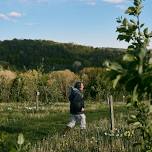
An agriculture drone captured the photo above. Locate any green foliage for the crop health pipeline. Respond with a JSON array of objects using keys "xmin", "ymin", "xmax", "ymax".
[
  {"xmin": 48, "ymin": 69, "xmax": 78, "ymax": 101},
  {"xmin": 0, "ymin": 70, "xmax": 16, "ymax": 102},
  {"xmin": 40, "ymin": 73, "xmax": 64, "ymax": 103},
  {"xmin": 0, "ymin": 39, "xmax": 123, "ymax": 72},
  {"xmin": 80, "ymin": 67, "xmax": 127, "ymax": 101},
  {"xmin": 80, "ymin": 67, "xmax": 103, "ymax": 100},
  {"xmin": 0, "ymin": 69, "xmax": 79, "ymax": 103},
  {"xmin": 16, "ymin": 133, "xmax": 29, "ymax": 152},
  {"xmin": 0, "ymin": 132, "xmax": 16, "ymax": 152},
  {"xmin": 106, "ymin": 0, "xmax": 152, "ymax": 151},
  {"xmin": 0, "ymin": 132, "xmax": 29, "ymax": 152},
  {"xmin": 10, "ymin": 70, "xmax": 40, "ymax": 102},
  {"xmin": 0, "ymin": 102, "xmax": 141, "ymax": 152}
]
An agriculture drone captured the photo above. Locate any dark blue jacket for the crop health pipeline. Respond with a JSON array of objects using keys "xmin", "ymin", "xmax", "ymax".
[{"xmin": 68, "ymin": 87, "xmax": 84, "ymax": 114}]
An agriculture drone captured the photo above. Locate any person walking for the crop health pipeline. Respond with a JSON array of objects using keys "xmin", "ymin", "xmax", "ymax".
[{"xmin": 63, "ymin": 81, "xmax": 86, "ymax": 135}]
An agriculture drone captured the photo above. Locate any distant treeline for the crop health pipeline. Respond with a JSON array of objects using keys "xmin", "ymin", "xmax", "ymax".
[{"xmin": 0, "ymin": 39, "xmax": 124, "ymax": 72}]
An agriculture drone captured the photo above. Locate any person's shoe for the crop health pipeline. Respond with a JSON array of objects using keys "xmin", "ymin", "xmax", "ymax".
[{"xmin": 62, "ymin": 126, "xmax": 71, "ymax": 137}]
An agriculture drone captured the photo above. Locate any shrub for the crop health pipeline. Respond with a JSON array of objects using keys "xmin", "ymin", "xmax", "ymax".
[
  {"xmin": 0, "ymin": 70, "xmax": 16, "ymax": 102},
  {"xmin": 41, "ymin": 74, "xmax": 64, "ymax": 103},
  {"xmin": 48, "ymin": 69, "xmax": 78, "ymax": 101},
  {"xmin": 11, "ymin": 70, "xmax": 40, "ymax": 103},
  {"xmin": 80, "ymin": 67, "xmax": 127, "ymax": 101}
]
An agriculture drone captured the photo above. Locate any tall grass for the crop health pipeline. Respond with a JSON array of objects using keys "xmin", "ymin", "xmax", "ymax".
[
  {"xmin": 0, "ymin": 102, "xmax": 142, "ymax": 152},
  {"xmin": 30, "ymin": 120, "xmax": 141, "ymax": 152}
]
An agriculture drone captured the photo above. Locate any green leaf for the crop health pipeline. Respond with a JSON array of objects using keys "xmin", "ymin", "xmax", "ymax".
[
  {"xmin": 113, "ymin": 75, "xmax": 121, "ymax": 88},
  {"xmin": 17, "ymin": 133, "xmax": 24, "ymax": 145},
  {"xmin": 150, "ymin": 105, "xmax": 152, "ymax": 113},
  {"xmin": 123, "ymin": 18, "xmax": 128, "ymax": 26},
  {"xmin": 117, "ymin": 34, "xmax": 132, "ymax": 42},
  {"xmin": 116, "ymin": 27, "xmax": 127, "ymax": 33},
  {"xmin": 138, "ymin": 64, "xmax": 143, "ymax": 74},
  {"xmin": 138, "ymin": 48, "xmax": 146, "ymax": 60},
  {"xmin": 109, "ymin": 62, "xmax": 123, "ymax": 73},
  {"xmin": 127, "ymin": 102, "xmax": 132, "ymax": 108},
  {"xmin": 125, "ymin": 7, "xmax": 135, "ymax": 15},
  {"xmin": 128, "ymin": 45, "xmax": 135, "ymax": 51},
  {"xmin": 130, "ymin": 19, "xmax": 136, "ymax": 24},
  {"xmin": 104, "ymin": 60, "xmax": 110, "ymax": 67},
  {"xmin": 117, "ymin": 34, "xmax": 125, "ymax": 41},
  {"xmin": 140, "ymin": 23, "xmax": 144, "ymax": 28},
  {"xmin": 144, "ymin": 38, "xmax": 150, "ymax": 46},
  {"xmin": 136, "ymin": 5, "xmax": 142, "ymax": 15},
  {"xmin": 133, "ymin": 121, "xmax": 141, "ymax": 127},
  {"xmin": 123, "ymin": 53, "xmax": 136, "ymax": 62},
  {"xmin": 133, "ymin": 85, "xmax": 138, "ymax": 102},
  {"xmin": 116, "ymin": 17, "xmax": 122, "ymax": 23},
  {"xmin": 130, "ymin": 115, "xmax": 137, "ymax": 119},
  {"xmin": 134, "ymin": 0, "xmax": 140, "ymax": 6},
  {"xmin": 144, "ymin": 28, "xmax": 148, "ymax": 36}
]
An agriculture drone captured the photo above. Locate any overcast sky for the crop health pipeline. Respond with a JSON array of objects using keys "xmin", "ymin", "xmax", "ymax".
[{"xmin": 0, "ymin": 0, "xmax": 152, "ymax": 48}]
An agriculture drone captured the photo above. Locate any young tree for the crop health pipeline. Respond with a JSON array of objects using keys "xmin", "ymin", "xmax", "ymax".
[{"xmin": 106, "ymin": 0, "xmax": 152, "ymax": 151}]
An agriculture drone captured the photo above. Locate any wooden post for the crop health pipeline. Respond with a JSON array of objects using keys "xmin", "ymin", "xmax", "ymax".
[
  {"xmin": 107, "ymin": 95, "xmax": 115, "ymax": 152},
  {"xmin": 109, "ymin": 95, "xmax": 115, "ymax": 131},
  {"xmin": 36, "ymin": 91, "xmax": 40, "ymax": 111},
  {"xmin": 107, "ymin": 95, "xmax": 110, "ymax": 105}
]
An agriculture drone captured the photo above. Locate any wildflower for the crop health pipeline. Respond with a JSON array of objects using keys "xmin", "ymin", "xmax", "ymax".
[
  {"xmin": 124, "ymin": 131, "xmax": 131, "ymax": 137},
  {"xmin": 109, "ymin": 133, "xmax": 114, "ymax": 137},
  {"xmin": 7, "ymin": 107, "xmax": 12, "ymax": 111}
]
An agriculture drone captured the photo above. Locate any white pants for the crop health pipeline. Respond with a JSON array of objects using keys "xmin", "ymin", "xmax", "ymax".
[{"xmin": 67, "ymin": 114, "xmax": 86, "ymax": 129}]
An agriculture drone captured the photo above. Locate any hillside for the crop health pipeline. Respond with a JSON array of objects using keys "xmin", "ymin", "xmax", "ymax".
[{"xmin": 0, "ymin": 39, "xmax": 124, "ymax": 72}]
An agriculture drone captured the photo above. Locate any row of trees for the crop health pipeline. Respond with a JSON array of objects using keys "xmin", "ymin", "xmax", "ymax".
[
  {"xmin": 0, "ymin": 39, "xmax": 123, "ymax": 72},
  {"xmin": 0, "ymin": 68, "xmax": 126, "ymax": 104}
]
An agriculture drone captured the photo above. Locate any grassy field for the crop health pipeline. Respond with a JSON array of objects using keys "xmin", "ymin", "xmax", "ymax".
[{"xmin": 0, "ymin": 102, "xmax": 141, "ymax": 152}]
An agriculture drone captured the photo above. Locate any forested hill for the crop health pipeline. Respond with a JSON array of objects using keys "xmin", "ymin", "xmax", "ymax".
[{"xmin": 0, "ymin": 39, "xmax": 124, "ymax": 72}]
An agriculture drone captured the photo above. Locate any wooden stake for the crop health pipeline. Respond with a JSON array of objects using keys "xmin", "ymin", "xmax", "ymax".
[
  {"xmin": 36, "ymin": 91, "xmax": 40, "ymax": 111},
  {"xmin": 109, "ymin": 95, "xmax": 115, "ymax": 131}
]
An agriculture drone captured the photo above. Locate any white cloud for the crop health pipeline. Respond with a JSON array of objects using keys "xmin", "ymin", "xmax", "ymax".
[
  {"xmin": 102, "ymin": 0, "xmax": 129, "ymax": 10},
  {"xmin": 102, "ymin": 0, "xmax": 125, "ymax": 4},
  {"xmin": 8, "ymin": 12, "xmax": 22, "ymax": 18},
  {"xmin": 116, "ymin": 4, "xmax": 127, "ymax": 10},
  {"xmin": 0, "ymin": 11, "xmax": 22, "ymax": 21},
  {"xmin": 87, "ymin": 2, "xmax": 96, "ymax": 6},
  {"xmin": 0, "ymin": 13, "xmax": 10, "ymax": 21},
  {"xmin": 79, "ymin": 0, "xmax": 96, "ymax": 6}
]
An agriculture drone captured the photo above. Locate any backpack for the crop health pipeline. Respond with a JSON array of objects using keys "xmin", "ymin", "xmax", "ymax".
[{"xmin": 68, "ymin": 87, "xmax": 75, "ymax": 102}]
